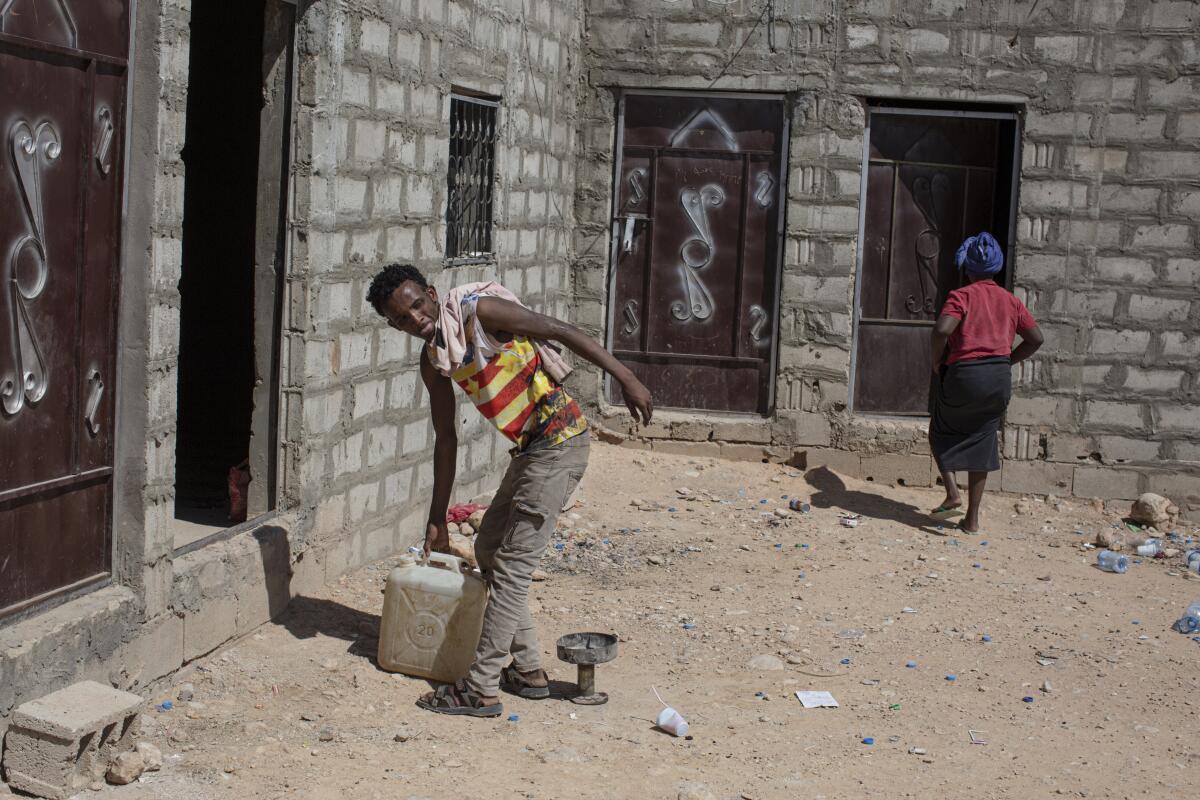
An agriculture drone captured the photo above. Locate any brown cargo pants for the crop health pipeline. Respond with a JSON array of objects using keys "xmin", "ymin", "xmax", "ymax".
[{"xmin": 465, "ymin": 433, "xmax": 589, "ymax": 697}]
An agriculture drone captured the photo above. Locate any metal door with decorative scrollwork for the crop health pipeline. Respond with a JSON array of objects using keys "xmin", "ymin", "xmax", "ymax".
[
  {"xmin": 853, "ymin": 109, "xmax": 1017, "ymax": 415},
  {"xmin": 0, "ymin": 0, "xmax": 129, "ymax": 619},
  {"xmin": 607, "ymin": 92, "xmax": 786, "ymax": 415}
]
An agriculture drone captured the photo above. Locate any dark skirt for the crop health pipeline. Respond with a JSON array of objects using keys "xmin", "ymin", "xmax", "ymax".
[{"xmin": 929, "ymin": 356, "xmax": 1012, "ymax": 473}]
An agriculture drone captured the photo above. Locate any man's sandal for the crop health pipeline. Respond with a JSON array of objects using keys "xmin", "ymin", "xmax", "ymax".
[
  {"xmin": 930, "ymin": 505, "xmax": 965, "ymax": 521},
  {"xmin": 416, "ymin": 681, "xmax": 503, "ymax": 717},
  {"xmin": 501, "ymin": 666, "xmax": 550, "ymax": 699}
]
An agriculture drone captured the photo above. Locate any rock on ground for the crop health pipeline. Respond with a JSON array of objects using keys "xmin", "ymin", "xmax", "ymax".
[
  {"xmin": 106, "ymin": 751, "xmax": 145, "ymax": 785},
  {"xmin": 1131, "ymin": 493, "xmax": 1178, "ymax": 527}
]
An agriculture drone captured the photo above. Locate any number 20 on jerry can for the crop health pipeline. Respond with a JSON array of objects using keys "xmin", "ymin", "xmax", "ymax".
[{"xmin": 377, "ymin": 552, "xmax": 487, "ymax": 683}]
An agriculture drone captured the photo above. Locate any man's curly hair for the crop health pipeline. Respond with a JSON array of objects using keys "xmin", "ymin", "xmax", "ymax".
[{"xmin": 366, "ymin": 263, "xmax": 428, "ymax": 315}]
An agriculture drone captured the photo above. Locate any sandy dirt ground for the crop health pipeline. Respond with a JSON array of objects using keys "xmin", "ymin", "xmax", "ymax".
[{"xmin": 68, "ymin": 443, "xmax": 1200, "ymax": 800}]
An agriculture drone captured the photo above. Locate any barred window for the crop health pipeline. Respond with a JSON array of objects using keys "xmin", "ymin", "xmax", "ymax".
[{"xmin": 445, "ymin": 93, "xmax": 499, "ymax": 262}]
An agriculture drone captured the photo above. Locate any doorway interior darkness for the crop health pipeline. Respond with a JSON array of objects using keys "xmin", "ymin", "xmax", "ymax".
[
  {"xmin": 174, "ymin": 0, "xmax": 291, "ymax": 546},
  {"xmin": 850, "ymin": 103, "xmax": 1020, "ymax": 416}
]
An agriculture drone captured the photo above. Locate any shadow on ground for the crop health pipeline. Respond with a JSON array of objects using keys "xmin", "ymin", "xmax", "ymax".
[{"xmin": 805, "ymin": 466, "xmax": 943, "ymax": 533}]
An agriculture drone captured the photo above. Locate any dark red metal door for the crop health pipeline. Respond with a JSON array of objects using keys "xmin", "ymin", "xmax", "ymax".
[
  {"xmin": 854, "ymin": 111, "xmax": 1012, "ymax": 415},
  {"xmin": 0, "ymin": 0, "xmax": 129, "ymax": 618},
  {"xmin": 608, "ymin": 93, "xmax": 785, "ymax": 414}
]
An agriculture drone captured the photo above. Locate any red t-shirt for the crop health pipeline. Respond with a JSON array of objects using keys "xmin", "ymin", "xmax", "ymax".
[{"xmin": 939, "ymin": 280, "xmax": 1036, "ymax": 365}]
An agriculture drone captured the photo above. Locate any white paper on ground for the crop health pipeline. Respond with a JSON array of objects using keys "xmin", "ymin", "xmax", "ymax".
[{"xmin": 795, "ymin": 691, "xmax": 839, "ymax": 708}]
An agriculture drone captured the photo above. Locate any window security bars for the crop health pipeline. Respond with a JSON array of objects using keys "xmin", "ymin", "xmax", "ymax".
[{"xmin": 445, "ymin": 93, "xmax": 498, "ymax": 261}]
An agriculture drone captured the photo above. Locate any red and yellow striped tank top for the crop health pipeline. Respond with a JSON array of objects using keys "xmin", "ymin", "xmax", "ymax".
[{"xmin": 448, "ymin": 295, "xmax": 587, "ymax": 452}]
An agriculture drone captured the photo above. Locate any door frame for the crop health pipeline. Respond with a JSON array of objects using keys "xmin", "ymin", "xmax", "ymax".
[
  {"xmin": 604, "ymin": 88, "xmax": 790, "ymax": 416},
  {"xmin": 847, "ymin": 103, "xmax": 1023, "ymax": 417}
]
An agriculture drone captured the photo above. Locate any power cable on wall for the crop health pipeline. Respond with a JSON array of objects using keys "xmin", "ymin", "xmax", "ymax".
[{"xmin": 706, "ymin": 0, "xmax": 774, "ymax": 89}]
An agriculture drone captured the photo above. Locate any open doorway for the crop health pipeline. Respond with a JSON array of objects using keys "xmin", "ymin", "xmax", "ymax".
[
  {"xmin": 174, "ymin": 0, "xmax": 293, "ymax": 548},
  {"xmin": 850, "ymin": 103, "xmax": 1021, "ymax": 416}
]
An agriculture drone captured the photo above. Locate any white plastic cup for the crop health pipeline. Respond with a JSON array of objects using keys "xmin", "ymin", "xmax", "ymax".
[{"xmin": 656, "ymin": 706, "xmax": 689, "ymax": 737}]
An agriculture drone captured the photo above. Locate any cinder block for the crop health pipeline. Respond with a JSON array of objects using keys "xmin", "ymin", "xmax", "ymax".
[
  {"xmin": 1001, "ymin": 460, "xmax": 1073, "ymax": 496},
  {"xmin": 860, "ymin": 454, "xmax": 933, "ymax": 488},
  {"xmin": 4, "ymin": 681, "xmax": 143, "ymax": 799},
  {"xmin": 1073, "ymin": 466, "xmax": 1141, "ymax": 501},
  {"xmin": 718, "ymin": 443, "xmax": 776, "ymax": 462},
  {"xmin": 711, "ymin": 420, "xmax": 772, "ymax": 444},
  {"xmin": 651, "ymin": 440, "xmax": 721, "ymax": 458},
  {"xmin": 669, "ymin": 420, "xmax": 713, "ymax": 441},
  {"xmin": 794, "ymin": 447, "xmax": 862, "ymax": 478},
  {"xmin": 1144, "ymin": 470, "xmax": 1200, "ymax": 521}
]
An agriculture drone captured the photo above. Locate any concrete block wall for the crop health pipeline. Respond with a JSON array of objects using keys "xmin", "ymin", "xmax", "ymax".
[
  {"xmin": 286, "ymin": 0, "xmax": 583, "ymax": 564},
  {"xmin": 575, "ymin": 0, "xmax": 1200, "ymax": 517},
  {"xmin": 2, "ymin": 0, "xmax": 583, "ymax": 735}
]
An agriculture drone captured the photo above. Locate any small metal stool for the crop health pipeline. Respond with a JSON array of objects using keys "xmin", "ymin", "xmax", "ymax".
[{"xmin": 556, "ymin": 632, "xmax": 618, "ymax": 705}]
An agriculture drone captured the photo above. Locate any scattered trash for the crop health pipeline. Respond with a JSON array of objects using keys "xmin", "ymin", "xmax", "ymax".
[
  {"xmin": 1173, "ymin": 601, "xmax": 1200, "ymax": 634},
  {"xmin": 905, "ymin": 661, "xmax": 917, "ymax": 669},
  {"xmin": 1135, "ymin": 539, "xmax": 1162, "ymax": 557},
  {"xmin": 839, "ymin": 658, "xmax": 851, "ymax": 665},
  {"xmin": 945, "ymin": 674, "xmax": 957, "ymax": 682},
  {"xmin": 682, "ymin": 623, "xmax": 696, "ymax": 630},
  {"xmin": 508, "ymin": 714, "xmax": 520, "ymax": 722},
  {"xmin": 981, "ymin": 635, "xmax": 992, "ymax": 642},
  {"xmin": 653, "ymin": 687, "xmax": 689, "ymax": 736},
  {"xmin": 1096, "ymin": 549, "xmax": 1129, "ymax": 573},
  {"xmin": 795, "ymin": 691, "xmax": 839, "ymax": 708},
  {"xmin": 1041, "ymin": 680, "xmax": 1054, "ymax": 693},
  {"xmin": 156, "ymin": 701, "xmax": 174, "ymax": 712},
  {"xmin": 840, "ymin": 514, "xmax": 861, "ymax": 528},
  {"xmin": 788, "ymin": 499, "xmax": 811, "ymax": 513},
  {"xmin": 862, "ymin": 737, "xmax": 875, "ymax": 745},
  {"xmin": 888, "ymin": 703, "xmax": 900, "ymax": 711},
  {"xmin": 1022, "ymin": 696, "xmax": 1034, "ymax": 703},
  {"xmin": 901, "ymin": 607, "xmax": 917, "ymax": 614},
  {"xmin": 836, "ymin": 629, "xmax": 865, "ymax": 640},
  {"xmin": 968, "ymin": 729, "xmax": 987, "ymax": 745},
  {"xmin": 909, "ymin": 747, "xmax": 928, "ymax": 755}
]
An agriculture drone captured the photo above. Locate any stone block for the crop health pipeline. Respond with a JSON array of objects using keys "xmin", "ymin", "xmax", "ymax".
[
  {"xmin": 651, "ymin": 440, "xmax": 721, "ymax": 458},
  {"xmin": 4, "ymin": 681, "xmax": 143, "ymax": 799},
  {"xmin": 1085, "ymin": 400, "xmax": 1146, "ymax": 431},
  {"xmin": 1073, "ymin": 466, "xmax": 1141, "ymax": 501},
  {"xmin": 794, "ymin": 447, "xmax": 862, "ymax": 478},
  {"xmin": 711, "ymin": 420, "xmax": 772, "ymax": 444},
  {"xmin": 669, "ymin": 420, "xmax": 714, "ymax": 441},
  {"xmin": 786, "ymin": 412, "xmax": 833, "ymax": 447},
  {"xmin": 860, "ymin": 453, "xmax": 933, "ymax": 488},
  {"xmin": 719, "ymin": 443, "xmax": 780, "ymax": 463},
  {"xmin": 1128, "ymin": 294, "xmax": 1191, "ymax": 323},
  {"xmin": 182, "ymin": 596, "xmax": 238, "ymax": 661},
  {"xmin": 1001, "ymin": 460, "xmax": 1073, "ymax": 495},
  {"xmin": 1144, "ymin": 471, "xmax": 1200, "ymax": 520}
]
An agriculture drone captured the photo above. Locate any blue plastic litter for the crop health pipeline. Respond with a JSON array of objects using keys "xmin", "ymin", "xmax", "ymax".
[
  {"xmin": 668, "ymin": 507, "xmax": 678, "ymax": 513},
  {"xmin": 862, "ymin": 737, "xmax": 875, "ymax": 745},
  {"xmin": 905, "ymin": 661, "xmax": 917, "ymax": 668},
  {"xmin": 157, "ymin": 701, "xmax": 173, "ymax": 712},
  {"xmin": 775, "ymin": 543, "xmax": 783, "ymax": 549},
  {"xmin": 945, "ymin": 674, "xmax": 957, "ymax": 682},
  {"xmin": 755, "ymin": 691, "xmax": 764, "ymax": 698},
  {"xmin": 1022, "ymin": 696, "xmax": 1034, "ymax": 704},
  {"xmin": 797, "ymin": 571, "xmax": 806, "ymax": 578},
  {"xmin": 980, "ymin": 541, "xmax": 988, "ymax": 546},
  {"xmin": 682, "ymin": 623, "xmax": 696, "ymax": 630},
  {"xmin": 760, "ymin": 499, "xmax": 768, "ymax": 504},
  {"xmin": 981, "ymin": 635, "xmax": 992, "ymax": 642},
  {"xmin": 554, "ymin": 543, "xmax": 565, "ymax": 551},
  {"xmin": 973, "ymin": 563, "xmax": 982, "ymax": 568},
  {"xmin": 1131, "ymin": 620, "xmax": 1140, "ymax": 625},
  {"xmin": 508, "ymin": 714, "xmax": 520, "ymax": 722},
  {"xmin": 800, "ymin": 543, "xmax": 809, "ymax": 549},
  {"xmin": 840, "ymin": 658, "xmax": 851, "ymax": 665}
]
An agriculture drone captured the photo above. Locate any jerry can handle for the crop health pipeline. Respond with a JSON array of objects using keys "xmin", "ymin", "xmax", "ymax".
[{"xmin": 426, "ymin": 552, "xmax": 468, "ymax": 573}]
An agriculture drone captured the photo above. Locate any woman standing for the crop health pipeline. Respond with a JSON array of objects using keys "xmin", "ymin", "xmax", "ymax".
[{"xmin": 929, "ymin": 232, "xmax": 1044, "ymax": 533}]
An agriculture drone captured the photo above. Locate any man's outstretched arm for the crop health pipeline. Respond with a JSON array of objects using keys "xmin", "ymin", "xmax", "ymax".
[
  {"xmin": 420, "ymin": 348, "xmax": 457, "ymax": 555},
  {"xmin": 474, "ymin": 297, "xmax": 653, "ymax": 424}
]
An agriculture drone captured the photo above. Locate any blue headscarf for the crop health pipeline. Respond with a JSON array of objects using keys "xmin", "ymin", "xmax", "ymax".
[{"xmin": 955, "ymin": 232, "xmax": 1004, "ymax": 276}]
